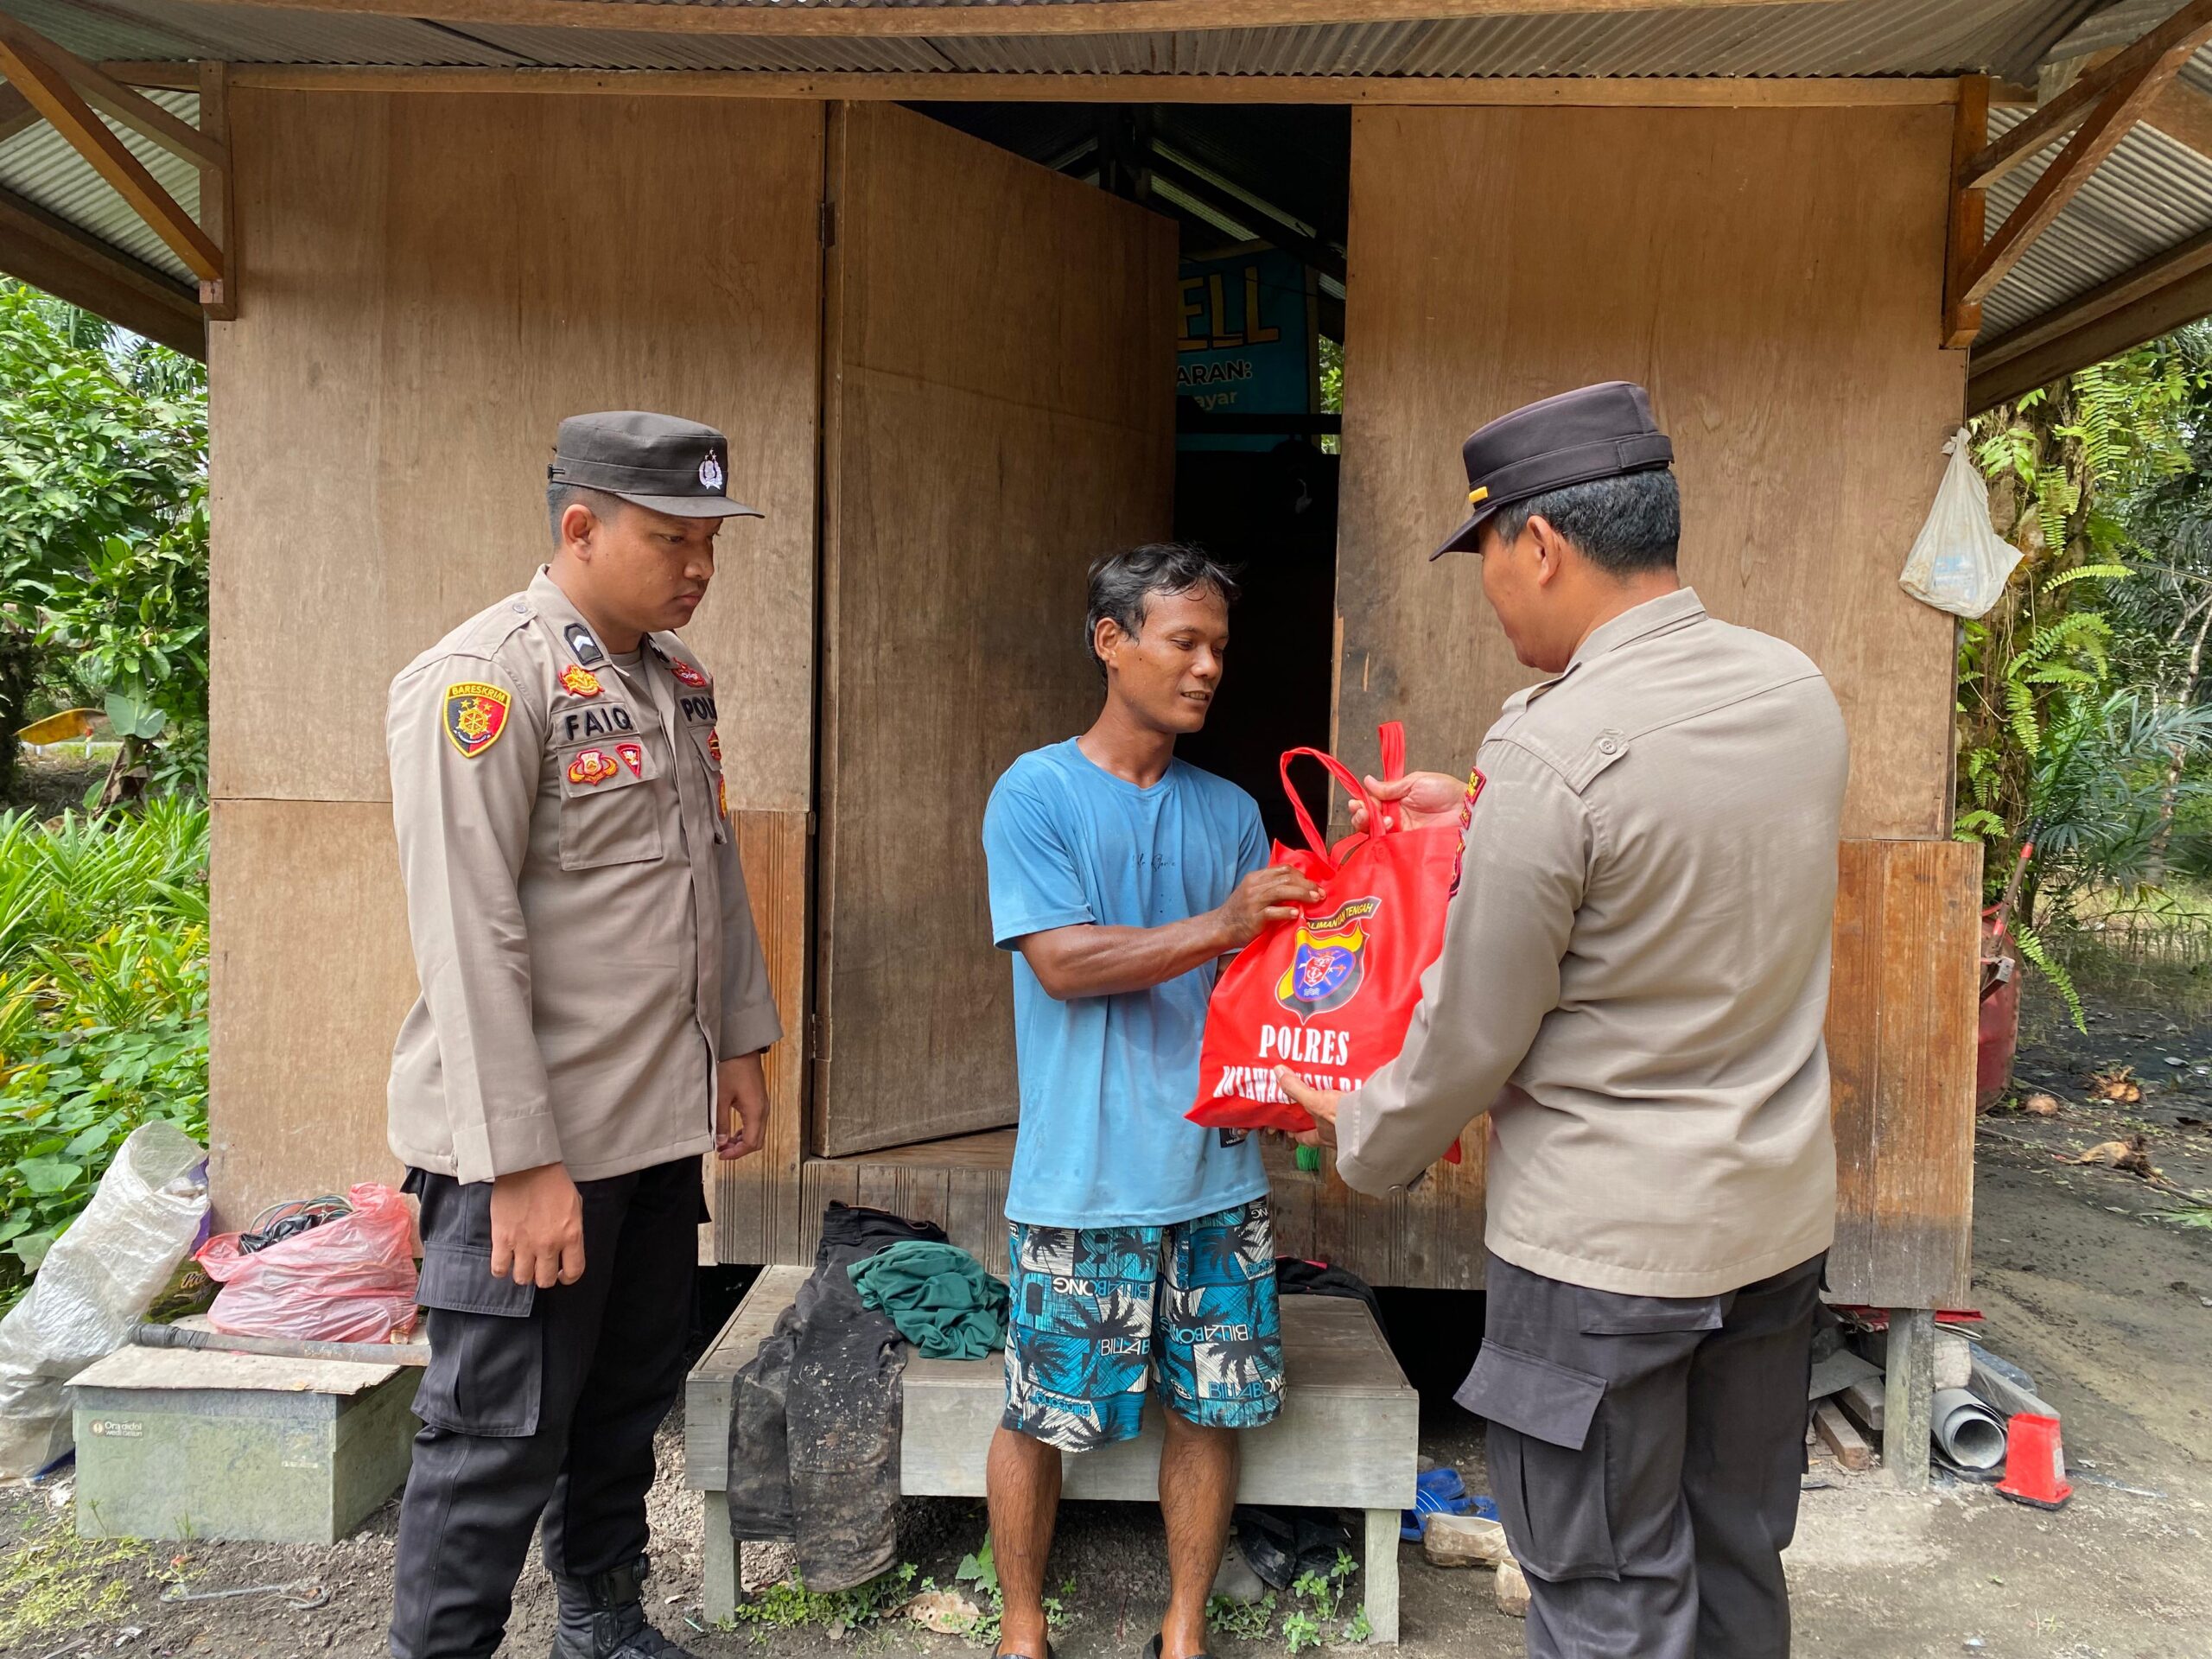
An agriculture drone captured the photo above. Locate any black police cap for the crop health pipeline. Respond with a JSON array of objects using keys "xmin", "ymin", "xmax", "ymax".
[
  {"xmin": 549, "ymin": 410, "xmax": 761, "ymax": 521},
  {"xmin": 1433, "ymin": 381, "xmax": 1673, "ymax": 560}
]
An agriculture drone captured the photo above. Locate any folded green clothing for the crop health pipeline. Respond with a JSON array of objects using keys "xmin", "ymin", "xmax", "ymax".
[{"xmin": 847, "ymin": 1240, "xmax": 1011, "ymax": 1361}]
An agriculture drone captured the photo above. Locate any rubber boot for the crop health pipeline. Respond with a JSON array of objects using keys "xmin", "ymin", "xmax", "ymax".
[{"xmin": 550, "ymin": 1555, "xmax": 696, "ymax": 1659}]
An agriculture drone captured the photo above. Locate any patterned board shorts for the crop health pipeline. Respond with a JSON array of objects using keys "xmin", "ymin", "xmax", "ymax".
[{"xmin": 1001, "ymin": 1197, "xmax": 1284, "ymax": 1452}]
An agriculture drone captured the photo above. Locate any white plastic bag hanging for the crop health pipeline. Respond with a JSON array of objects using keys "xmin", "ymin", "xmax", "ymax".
[{"xmin": 1898, "ymin": 427, "xmax": 2023, "ymax": 620}]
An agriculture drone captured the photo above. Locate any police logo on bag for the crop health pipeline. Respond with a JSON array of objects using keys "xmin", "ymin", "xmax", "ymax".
[{"xmin": 1274, "ymin": 896, "xmax": 1380, "ymax": 1020}]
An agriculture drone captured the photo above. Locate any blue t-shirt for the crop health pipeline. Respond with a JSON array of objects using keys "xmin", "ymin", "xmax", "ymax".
[{"xmin": 982, "ymin": 740, "xmax": 1271, "ymax": 1229}]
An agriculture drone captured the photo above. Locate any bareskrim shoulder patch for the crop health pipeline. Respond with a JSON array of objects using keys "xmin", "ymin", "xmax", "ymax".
[{"xmin": 443, "ymin": 683, "xmax": 511, "ymax": 759}]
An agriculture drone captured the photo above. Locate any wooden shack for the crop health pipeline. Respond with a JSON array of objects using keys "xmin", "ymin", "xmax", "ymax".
[{"xmin": 9, "ymin": 0, "xmax": 2212, "ymax": 1327}]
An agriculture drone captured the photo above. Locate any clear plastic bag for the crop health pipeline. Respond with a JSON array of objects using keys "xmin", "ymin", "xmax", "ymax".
[
  {"xmin": 0, "ymin": 1121, "xmax": 210, "ymax": 1477},
  {"xmin": 198, "ymin": 1181, "xmax": 422, "ymax": 1344},
  {"xmin": 1898, "ymin": 427, "xmax": 2024, "ymax": 620}
]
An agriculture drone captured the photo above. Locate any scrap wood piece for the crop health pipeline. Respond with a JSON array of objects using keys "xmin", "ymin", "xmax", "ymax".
[
  {"xmin": 1423, "ymin": 1512, "xmax": 1510, "ymax": 1569},
  {"xmin": 1812, "ymin": 1400, "xmax": 1874, "ymax": 1472},
  {"xmin": 1837, "ymin": 1376, "xmax": 1885, "ymax": 1435}
]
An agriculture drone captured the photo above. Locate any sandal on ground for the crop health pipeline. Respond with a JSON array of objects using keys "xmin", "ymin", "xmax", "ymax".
[{"xmin": 1149, "ymin": 1634, "xmax": 1217, "ymax": 1659}]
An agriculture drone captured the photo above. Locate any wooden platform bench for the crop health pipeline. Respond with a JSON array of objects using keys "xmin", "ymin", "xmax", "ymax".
[{"xmin": 686, "ymin": 1265, "xmax": 1420, "ymax": 1643}]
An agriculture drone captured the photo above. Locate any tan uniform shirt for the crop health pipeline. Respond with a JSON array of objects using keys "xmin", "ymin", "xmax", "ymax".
[
  {"xmin": 1336, "ymin": 588, "xmax": 1847, "ymax": 1297},
  {"xmin": 385, "ymin": 568, "xmax": 783, "ymax": 1185}
]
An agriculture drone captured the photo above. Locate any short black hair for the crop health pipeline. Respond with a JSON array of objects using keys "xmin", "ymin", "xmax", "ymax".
[
  {"xmin": 1487, "ymin": 470, "xmax": 1681, "ymax": 574},
  {"xmin": 1084, "ymin": 543, "xmax": 1241, "ymax": 677},
  {"xmin": 547, "ymin": 480, "xmax": 627, "ymax": 542}
]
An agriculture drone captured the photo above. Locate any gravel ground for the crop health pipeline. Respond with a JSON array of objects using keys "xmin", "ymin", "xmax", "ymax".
[{"xmin": 3, "ymin": 975, "xmax": 2208, "ymax": 1659}]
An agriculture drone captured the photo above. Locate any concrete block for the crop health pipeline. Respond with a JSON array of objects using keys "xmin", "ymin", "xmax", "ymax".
[{"xmin": 69, "ymin": 1347, "xmax": 420, "ymax": 1545}]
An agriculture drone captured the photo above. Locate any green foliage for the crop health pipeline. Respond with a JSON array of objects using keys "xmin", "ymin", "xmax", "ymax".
[
  {"xmin": 722, "ymin": 1562, "xmax": 918, "ymax": 1634},
  {"xmin": 0, "ymin": 277, "xmax": 208, "ymax": 800},
  {"xmin": 1318, "ymin": 335, "xmax": 1343, "ymax": 456},
  {"xmin": 1208, "ymin": 1592, "xmax": 1280, "ymax": 1640},
  {"xmin": 0, "ymin": 799, "xmax": 208, "ymax": 1303},
  {"xmin": 0, "ymin": 1524, "xmax": 149, "ymax": 1643},
  {"xmin": 1959, "ymin": 335, "xmax": 2212, "ymax": 1032}
]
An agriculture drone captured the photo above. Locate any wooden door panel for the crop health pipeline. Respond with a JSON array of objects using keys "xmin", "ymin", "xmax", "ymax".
[{"xmin": 816, "ymin": 103, "xmax": 1176, "ymax": 1157}]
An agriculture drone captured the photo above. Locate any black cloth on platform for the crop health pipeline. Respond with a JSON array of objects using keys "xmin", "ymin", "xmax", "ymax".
[{"xmin": 723, "ymin": 1203, "xmax": 947, "ymax": 1590}]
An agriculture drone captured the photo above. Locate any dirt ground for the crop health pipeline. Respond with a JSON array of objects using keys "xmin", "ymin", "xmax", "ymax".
[{"xmin": 3, "ymin": 973, "xmax": 2209, "ymax": 1659}]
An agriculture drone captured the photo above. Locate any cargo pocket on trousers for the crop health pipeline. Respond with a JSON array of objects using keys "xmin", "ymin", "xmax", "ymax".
[
  {"xmin": 1458, "ymin": 1342, "xmax": 1618, "ymax": 1582},
  {"xmin": 411, "ymin": 1245, "xmax": 543, "ymax": 1438}
]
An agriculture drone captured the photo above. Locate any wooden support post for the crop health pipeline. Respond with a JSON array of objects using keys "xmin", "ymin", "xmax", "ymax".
[
  {"xmin": 1942, "ymin": 74, "xmax": 1988, "ymax": 349},
  {"xmin": 196, "ymin": 60, "xmax": 235, "ymax": 320},
  {"xmin": 0, "ymin": 22, "xmax": 223, "ymax": 283},
  {"xmin": 1363, "ymin": 1506, "xmax": 1402, "ymax": 1645},
  {"xmin": 1883, "ymin": 1309, "xmax": 1936, "ymax": 1491},
  {"xmin": 702, "ymin": 1490, "xmax": 739, "ymax": 1624}
]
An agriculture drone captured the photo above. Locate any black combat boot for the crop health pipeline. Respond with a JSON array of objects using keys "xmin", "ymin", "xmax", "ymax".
[{"xmin": 550, "ymin": 1555, "xmax": 696, "ymax": 1659}]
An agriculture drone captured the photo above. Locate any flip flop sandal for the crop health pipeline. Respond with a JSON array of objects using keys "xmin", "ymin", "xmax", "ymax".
[{"xmin": 1149, "ymin": 1634, "xmax": 1217, "ymax": 1659}]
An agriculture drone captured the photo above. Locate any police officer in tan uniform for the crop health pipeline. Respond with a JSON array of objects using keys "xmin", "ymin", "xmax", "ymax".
[
  {"xmin": 385, "ymin": 412, "xmax": 782, "ymax": 1659},
  {"xmin": 1279, "ymin": 385, "xmax": 1847, "ymax": 1659}
]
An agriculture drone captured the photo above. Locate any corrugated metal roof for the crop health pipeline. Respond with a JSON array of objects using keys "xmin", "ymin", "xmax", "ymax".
[
  {"xmin": 0, "ymin": 89, "xmax": 200, "ymax": 282},
  {"xmin": 2, "ymin": 0, "xmax": 2206, "ymax": 365},
  {"xmin": 460, "ymin": 22, "xmax": 958, "ymax": 70},
  {"xmin": 1980, "ymin": 102, "xmax": 2212, "ymax": 338}
]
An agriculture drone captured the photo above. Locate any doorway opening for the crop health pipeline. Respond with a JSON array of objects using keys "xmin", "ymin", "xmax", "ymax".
[{"xmin": 918, "ymin": 103, "xmax": 1351, "ymax": 846}]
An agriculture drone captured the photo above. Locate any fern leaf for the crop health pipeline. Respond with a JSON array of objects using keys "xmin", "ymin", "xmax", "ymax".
[{"xmin": 2013, "ymin": 925, "xmax": 2086, "ymax": 1033}]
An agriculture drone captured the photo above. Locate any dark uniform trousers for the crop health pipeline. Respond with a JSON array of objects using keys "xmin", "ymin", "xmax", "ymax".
[
  {"xmin": 1460, "ymin": 1252, "xmax": 1826, "ymax": 1659},
  {"xmin": 390, "ymin": 1158, "xmax": 702, "ymax": 1659}
]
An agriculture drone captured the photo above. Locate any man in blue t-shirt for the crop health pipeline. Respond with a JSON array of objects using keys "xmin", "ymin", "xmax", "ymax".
[{"xmin": 981, "ymin": 543, "xmax": 1321, "ymax": 1659}]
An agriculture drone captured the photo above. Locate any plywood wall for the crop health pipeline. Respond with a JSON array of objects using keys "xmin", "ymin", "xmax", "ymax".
[
  {"xmin": 810, "ymin": 102, "xmax": 1177, "ymax": 1159},
  {"xmin": 207, "ymin": 90, "xmax": 823, "ymax": 1224},
  {"xmin": 1335, "ymin": 104, "xmax": 1964, "ymax": 840}
]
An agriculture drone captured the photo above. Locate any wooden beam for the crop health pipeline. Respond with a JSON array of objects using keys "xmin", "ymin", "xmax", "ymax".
[
  {"xmin": 0, "ymin": 182, "xmax": 203, "ymax": 357},
  {"xmin": 0, "ymin": 82, "xmax": 39, "ymax": 144},
  {"xmin": 86, "ymin": 0, "xmax": 1851, "ymax": 41},
  {"xmin": 0, "ymin": 15, "xmax": 224, "ymax": 170},
  {"xmin": 134, "ymin": 63, "xmax": 1961, "ymax": 106},
  {"xmin": 1962, "ymin": 0, "xmax": 2212, "ymax": 189},
  {"xmin": 0, "ymin": 29, "xmax": 221, "ymax": 282},
  {"xmin": 2145, "ymin": 73, "xmax": 2212, "ymax": 159},
  {"xmin": 1943, "ymin": 74, "xmax": 1989, "ymax": 349},
  {"xmin": 195, "ymin": 60, "xmax": 232, "ymax": 320},
  {"xmin": 1969, "ymin": 228, "xmax": 2212, "ymax": 410},
  {"xmin": 1959, "ymin": 38, "xmax": 2202, "ymax": 308},
  {"xmin": 1146, "ymin": 150, "xmax": 1346, "ymax": 280}
]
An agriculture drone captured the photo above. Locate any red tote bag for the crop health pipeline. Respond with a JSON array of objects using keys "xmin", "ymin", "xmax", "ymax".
[{"xmin": 1189, "ymin": 722, "xmax": 1477, "ymax": 1157}]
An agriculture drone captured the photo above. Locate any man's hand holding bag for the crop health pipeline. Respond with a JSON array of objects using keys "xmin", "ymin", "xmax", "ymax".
[{"xmin": 1188, "ymin": 721, "xmax": 1478, "ymax": 1160}]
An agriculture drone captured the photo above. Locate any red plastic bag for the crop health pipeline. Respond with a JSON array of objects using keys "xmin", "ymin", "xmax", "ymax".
[
  {"xmin": 1189, "ymin": 723, "xmax": 1475, "ymax": 1160},
  {"xmin": 197, "ymin": 1183, "xmax": 422, "ymax": 1344}
]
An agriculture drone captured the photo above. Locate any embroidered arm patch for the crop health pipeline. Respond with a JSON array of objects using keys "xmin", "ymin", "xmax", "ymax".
[{"xmin": 443, "ymin": 683, "xmax": 512, "ymax": 759}]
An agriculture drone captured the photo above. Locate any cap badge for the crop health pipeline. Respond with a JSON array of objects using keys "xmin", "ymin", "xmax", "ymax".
[
  {"xmin": 567, "ymin": 749, "xmax": 620, "ymax": 787},
  {"xmin": 699, "ymin": 451, "xmax": 725, "ymax": 492},
  {"xmin": 558, "ymin": 664, "xmax": 602, "ymax": 698},
  {"xmin": 1467, "ymin": 486, "xmax": 1490, "ymax": 506}
]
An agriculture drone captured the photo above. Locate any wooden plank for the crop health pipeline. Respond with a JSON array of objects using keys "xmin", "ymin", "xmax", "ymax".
[
  {"xmin": 1968, "ymin": 229, "xmax": 2212, "ymax": 410},
  {"xmin": 120, "ymin": 0, "xmax": 1869, "ymax": 44},
  {"xmin": 1811, "ymin": 1398, "xmax": 1873, "ymax": 1471},
  {"xmin": 813, "ymin": 100, "xmax": 1175, "ymax": 1156},
  {"xmin": 195, "ymin": 60, "xmax": 234, "ymax": 321},
  {"xmin": 207, "ymin": 90, "xmax": 821, "ymax": 809},
  {"xmin": 1961, "ymin": 0, "xmax": 2212, "ymax": 189},
  {"xmin": 1942, "ymin": 74, "xmax": 1989, "ymax": 349},
  {"xmin": 70, "ymin": 1345, "xmax": 400, "ymax": 1395},
  {"xmin": 1826, "ymin": 841, "xmax": 1980, "ymax": 1309},
  {"xmin": 0, "ymin": 83, "xmax": 37, "ymax": 144},
  {"xmin": 206, "ymin": 801, "xmax": 420, "ymax": 1227},
  {"xmin": 0, "ymin": 24, "xmax": 221, "ymax": 280},
  {"xmin": 0, "ymin": 15, "xmax": 224, "ymax": 170},
  {"xmin": 198, "ymin": 65, "xmax": 1961, "ymax": 107},
  {"xmin": 1335, "ymin": 104, "xmax": 1962, "ymax": 844},
  {"xmin": 1363, "ymin": 1508, "xmax": 1402, "ymax": 1645},
  {"xmin": 1884, "ymin": 1308, "xmax": 1936, "ymax": 1490},
  {"xmin": 0, "ymin": 181, "xmax": 203, "ymax": 357},
  {"xmin": 2145, "ymin": 74, "xmax": 2212, "ymax": 160},
  {"xmin": 710, "ymin": 810, "xmax": 810, "ymax": 1267}
]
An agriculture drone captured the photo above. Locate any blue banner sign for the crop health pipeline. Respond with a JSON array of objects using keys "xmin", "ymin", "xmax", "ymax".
[{"xmin": 1176, "ymin": 246, "xmax": 1314, "ymax": 452}]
